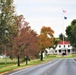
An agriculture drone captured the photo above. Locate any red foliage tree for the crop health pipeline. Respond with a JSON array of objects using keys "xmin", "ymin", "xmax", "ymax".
[{"xmin": 8, "ymin": 15, "xmax": 39, "ymax": 66}]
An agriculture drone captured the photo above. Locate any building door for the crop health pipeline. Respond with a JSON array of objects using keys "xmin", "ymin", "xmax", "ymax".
[{"xmin": 62, "ymin": 50, "xmax": 66, "ymax": 55}]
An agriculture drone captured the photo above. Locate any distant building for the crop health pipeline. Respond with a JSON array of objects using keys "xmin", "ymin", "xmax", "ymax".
[
  {"xmin": 55, "ymin": 41, "xmax": 72, "ymax": 55},
  {"xmin": 46, "ymin": 48, "xmax": 55, "ymax": 55}
]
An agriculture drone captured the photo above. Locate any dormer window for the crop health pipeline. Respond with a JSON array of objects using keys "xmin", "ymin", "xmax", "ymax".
[
  {"xmin": 68, "ymin": 45, "xmax": 70, "ymax": 47},
  {"xmin": 64, "ymin": 45, "xmax": 65, "ymax": 47}
]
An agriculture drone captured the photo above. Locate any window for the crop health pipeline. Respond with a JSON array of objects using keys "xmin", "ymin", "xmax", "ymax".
[
  {"xmin": 64, "ymin": 45, "xmax": 65, "ymax": 47},
  {"xmin": 68, "ymin": 49, "xmax": 70, "ymax": 52},
  {"xmin": 59, "ymin": 50, "xmax": 61, "ymax": 53},
  {"xmin": 59, "ymin": 45, "xmax": 61, "ymax": 48},
  {"xmin": 68, "ymin": 45, "xmax": 70, "ymax": 47},
  {"xmin": 55, "ymin": 50, "xmax": 57, "ymax": 52}
]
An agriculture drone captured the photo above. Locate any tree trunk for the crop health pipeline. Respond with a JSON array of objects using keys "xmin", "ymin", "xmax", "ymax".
[
  {"xmin": 40, "ymin": 51, "xmax": 44, "ymax": 61},
  {"xmin": 25, "ymin": 56, "xmax": 28, "ymax": 65},
  {"xmin": 4, "ymin": 45, "xmax": 7, "ymax": 65},
  {"xmin": 17, "ymin": 55, "xmax": 20, "ymax": 66},
  {"xmin": 25, "ymin": 59, "xmax": 28, "ymax": 65}
]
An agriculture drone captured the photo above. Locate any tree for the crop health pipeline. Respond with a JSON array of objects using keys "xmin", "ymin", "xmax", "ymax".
[
  {"xmin": 59, "ymin": 33, "xmax": 68, "ymax": 41},
  {"xmin": 8, "ymin": 15, "xmax": 39, "ymax": 66},
  {"xmin": 66, "ymin": 19, "xmax": 76, "ymax": 46},
  {"xmin": 54, "ymin": 38, "xmax": 61, "ymax": 49},
  {"xmin": 38, "ymin": 26, "xmax": 54, "ymax": 61},
  {"xmin": 59, "ymin": 33, "xmax": 65, "ymax": 41},
  {"xmin": 0, "ymin": 0, "xmax": 15, "ymax": 65},
  {"xmin": 0, "ymin": 0, "xmax": 15, "ymax": 53}
]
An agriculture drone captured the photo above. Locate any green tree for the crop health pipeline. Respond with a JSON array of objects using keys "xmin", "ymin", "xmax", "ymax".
[
  {"xmin": 59, "ymin": 33, "xmax": 64, "ymax": 41},
  {"xmin": 59, "ymin": 33, "xmax": 68, "ymax": 41},
  {"xmin": 54, "ymin": 38, "xmax": 61, "ymax": 49},
  {"xmin": 66, "ymin": 19, "xmax": 76, "ymax": 46},
  {"xmin": 0, "ymin": 0, "xmax": 15, "ymax": 54},
  {"xmin": 0, "ymin": 0, "xmax": 15, "ymax": 65}
]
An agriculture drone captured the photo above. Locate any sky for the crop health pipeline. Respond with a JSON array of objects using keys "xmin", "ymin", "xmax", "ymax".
[{"xmin": 14, "ymin": 0, "xmax": 76, "ymax": 37}]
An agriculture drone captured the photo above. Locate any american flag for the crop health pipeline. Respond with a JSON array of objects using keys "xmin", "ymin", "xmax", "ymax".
[{"xmin": 63, "ymin": 10, "xmax": 67, "ymax": 13}]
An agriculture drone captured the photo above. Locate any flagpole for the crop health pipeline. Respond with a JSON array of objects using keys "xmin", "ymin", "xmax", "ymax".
[
  {"xmin": 62, "ymin": 8, "xmax": 64, "ymax": 48},
  {"xmin": 62, "ymin": 9, "xmax": 67, "ymax": 48}
]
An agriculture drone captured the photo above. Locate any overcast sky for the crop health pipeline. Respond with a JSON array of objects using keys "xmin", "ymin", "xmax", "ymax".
[{"xmin": 14, "ymin": 0, "xmax": 76, "ymax": 37}]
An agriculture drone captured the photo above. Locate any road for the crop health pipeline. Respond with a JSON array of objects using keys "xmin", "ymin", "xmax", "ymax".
[{"xmin": 5, "ymin": 59, "xmax": 76, "ymax": 75}]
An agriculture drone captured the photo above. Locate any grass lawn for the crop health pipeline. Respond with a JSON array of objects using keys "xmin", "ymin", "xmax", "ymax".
[
  {"xmin": 72, "ymin": 54, "xmax": 76, "ymax": 58},
  {"xmin": 0, "ymin": 54, "xmax": 76, "ymax": 74}
]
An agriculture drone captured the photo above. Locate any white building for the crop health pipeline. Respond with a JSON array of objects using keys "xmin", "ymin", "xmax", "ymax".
[
  {"xmin": 55, "ymin": 41, "xmax": 72, "ymax": 55},
  {"xmin": 46, "ymin": 48, "xmax": 55, "ymax": 55}
]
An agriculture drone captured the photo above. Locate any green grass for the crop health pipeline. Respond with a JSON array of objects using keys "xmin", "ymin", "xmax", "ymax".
[
  {"xmin": 0, "ymin": 58, "xmax": 17, "ymax": 68},
  {"xmin": 49, "ymin": 54, "xmax": 76, "ymax": 58},
  {"xmin": 72, "ymin": 54, "xmax": 76, "ymax": 58}
]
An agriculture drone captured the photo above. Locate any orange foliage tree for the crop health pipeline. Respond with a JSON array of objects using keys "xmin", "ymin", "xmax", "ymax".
[{"xmin": 38, "ymin": 26, "xmax": 54, "ymax": 60}]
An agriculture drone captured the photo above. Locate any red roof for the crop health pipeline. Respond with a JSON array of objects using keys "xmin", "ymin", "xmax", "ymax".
[{"xmin": 58, "ymin": 41, "xmax": 70, "ymax": 44}]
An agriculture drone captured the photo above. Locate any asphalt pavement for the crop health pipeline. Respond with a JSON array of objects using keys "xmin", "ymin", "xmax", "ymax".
[{"xmin": 5, "ymin": 59, "xmax": 76, "ymax": 75}]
